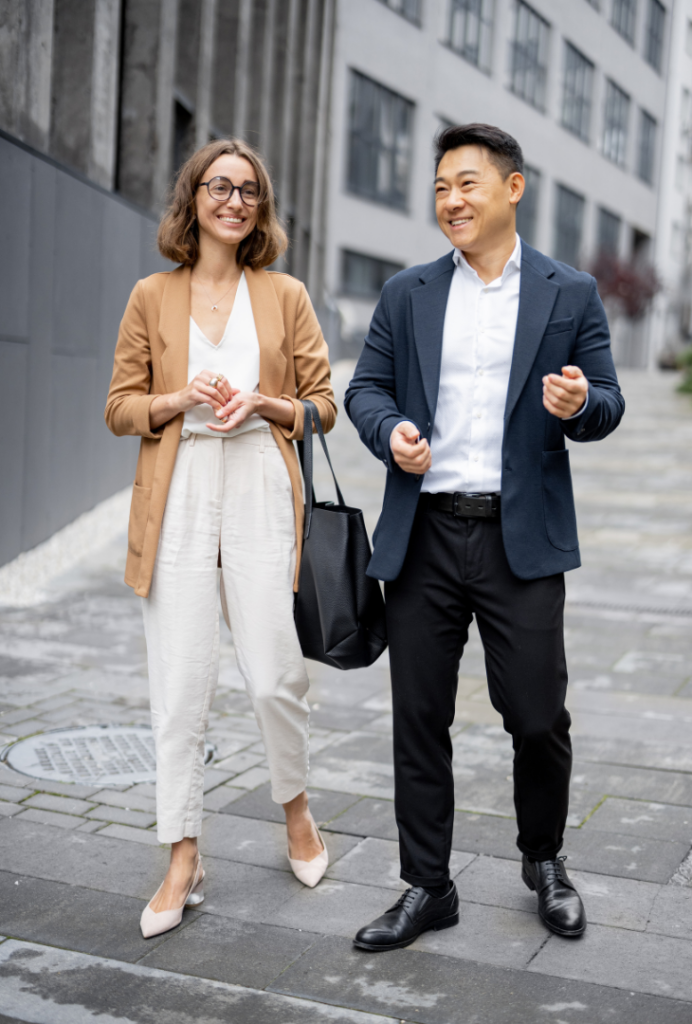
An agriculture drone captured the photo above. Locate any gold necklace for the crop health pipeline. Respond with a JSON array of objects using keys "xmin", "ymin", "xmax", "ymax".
[{"xmin": 193, "ymin": 273, "xmax": 238, "ymax": 312}]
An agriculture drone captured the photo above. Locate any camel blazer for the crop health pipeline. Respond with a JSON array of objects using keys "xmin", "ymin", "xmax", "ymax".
[{"xmin": 105, "ymin": 264, "xmax": 337, "ymax": 598}]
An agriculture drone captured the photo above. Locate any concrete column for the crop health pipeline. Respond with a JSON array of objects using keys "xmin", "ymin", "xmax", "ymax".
[
  {"xmin": 0, "ymin": 1, "xmax": 54, "ymax": 151},
  {"xmin": 196, "ymin": 0, "xmax": 218, "ymax": 149},
  {"xmin": 307, "ymin": 0, "xmax": 336, "ymax": 301},
  {"xmin": 293, "ymin": 0, "xmax": 322, "ymax": 282},
  {"xmin": 153, "ymin": 0, "xmax": 179, "ymax": 209},
  {"xmin": 234, "ymin": 0, "xmax": 253, "ymax": 137},
  {"xmin": 89, "ymin": 0, "xmax": 121, "ymax": 189},
  {"xmin": 274, "ymin": 0, "xmax": 301, "ymax": 271},
  {"xmin": 258, "ymin": 0, "xmax": 278, "ymax": 155}
]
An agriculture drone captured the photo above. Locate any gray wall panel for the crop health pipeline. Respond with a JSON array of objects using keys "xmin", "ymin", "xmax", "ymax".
[
  {"xmin": 1, "ymin": 133, "xmax": 167, "ymax": 567},
  {"xmin": 0, "ymin": 140, "xmax": 31, "ymax": 340},
  {"xmin": 0, "ymin": 343, "xmax": 28, "ymax": 565}
]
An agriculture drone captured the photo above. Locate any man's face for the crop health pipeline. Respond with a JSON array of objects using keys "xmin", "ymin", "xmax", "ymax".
[{"xmin": 434, "ymin": 145, "xmax": 524, "ymax": 253}]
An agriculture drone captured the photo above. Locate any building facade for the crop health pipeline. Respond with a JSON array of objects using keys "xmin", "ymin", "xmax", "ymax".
[
  {"xmin": 0, "ymin": 0, "xmax": 335, "ymax": 567},
  {"xmin": 324, "ymin": 0, "xmax": 682, "ymax": 364}
]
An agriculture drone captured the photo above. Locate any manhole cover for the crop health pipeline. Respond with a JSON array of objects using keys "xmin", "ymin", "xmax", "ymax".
[{"xmin": 1, "ymin": 725, "xmax": 215, "ymax": 787}]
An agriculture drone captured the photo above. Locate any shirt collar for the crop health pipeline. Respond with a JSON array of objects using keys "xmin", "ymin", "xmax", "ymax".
[{"xmin": 453, "ymin": 234, "xmax": 522, "ymax": 283}]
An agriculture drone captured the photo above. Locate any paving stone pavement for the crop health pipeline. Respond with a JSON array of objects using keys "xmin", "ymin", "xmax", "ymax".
[{"xmin": 0, "ymin": 366, "xmax": 691, "ymax": 1023}]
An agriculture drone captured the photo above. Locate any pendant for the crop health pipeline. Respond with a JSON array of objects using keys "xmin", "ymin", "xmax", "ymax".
[{"xmin": 211, "ymin": 304, "xmax": 218, "ymax": 311}]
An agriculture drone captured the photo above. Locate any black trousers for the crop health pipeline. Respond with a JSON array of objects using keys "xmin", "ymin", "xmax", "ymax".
[{"xmin": 385, "ymin": 504, "xmax": 572, "ymax": 888}]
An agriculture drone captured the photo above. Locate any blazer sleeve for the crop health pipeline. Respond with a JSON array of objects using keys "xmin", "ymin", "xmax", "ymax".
[
  {"xmin": 104, "ymin": 280, "xmax": 162, "ymax": 439},
  {"xmin": 561, "ymin": 278, "xmax": 625, "ymax": 443},
  {"xmin": 344, "ymin": 282, "xmax": 418, "ymax": 471},
  {"xmin": 278, "ymin": 282, "xmax": 337, "ymax": 441}
]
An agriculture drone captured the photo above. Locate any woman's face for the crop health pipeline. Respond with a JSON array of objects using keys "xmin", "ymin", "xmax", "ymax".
[{"xmin": 194, "ymin": 154, "xmax": 260, "ymax": 249}]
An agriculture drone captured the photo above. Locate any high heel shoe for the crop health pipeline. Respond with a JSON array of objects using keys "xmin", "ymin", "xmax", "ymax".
[
  {"xmin": 140, "ymin": 855, "xmax": 205, "ymax": 938},
  {"xmin": 287, "ymin": 829, "xmax": 329, "ymax": 888}
]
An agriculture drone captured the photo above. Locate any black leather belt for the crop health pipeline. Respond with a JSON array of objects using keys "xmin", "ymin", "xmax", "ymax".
[{"xmin": 419, "ymin": 491, "xmax": 501, "ymax": 519}]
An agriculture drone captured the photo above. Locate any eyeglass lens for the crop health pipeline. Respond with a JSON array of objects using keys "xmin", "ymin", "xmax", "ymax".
[{"xmin": 206, "ymin": 177, "xmax": 260, "ymax": 205}]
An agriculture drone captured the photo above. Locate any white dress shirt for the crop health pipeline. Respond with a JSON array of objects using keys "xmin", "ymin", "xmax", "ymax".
[
  {"xmin": 182, "ymin": 271, "xmax": 267, "ymax": 439},
  {"xmin": 422, "ymin": 236, "xmax": 522, "ymax": 494}
]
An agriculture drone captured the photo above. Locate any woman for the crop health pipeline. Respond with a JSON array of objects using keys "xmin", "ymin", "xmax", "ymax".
[{"xmin": 105, "ymin": 138, "xmax": 337, "ymax": 938}]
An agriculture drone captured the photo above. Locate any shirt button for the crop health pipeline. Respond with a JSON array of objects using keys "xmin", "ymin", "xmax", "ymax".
[
  {"xmin": 478, "ymin": 369, "xmax": 484, "ymax": 376},
  {"xmin": 474, "ymin": 456, "xmax": 479, "ymax": 462},
  {"xmin": 476, "ymin": 413, "xmax": 482, "ymax": 419}
]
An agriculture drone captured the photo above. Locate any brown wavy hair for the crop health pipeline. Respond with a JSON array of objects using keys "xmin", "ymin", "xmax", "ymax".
[{"xmin": 157, "ymin": 138, "xmax": 287, "ymax": 267}]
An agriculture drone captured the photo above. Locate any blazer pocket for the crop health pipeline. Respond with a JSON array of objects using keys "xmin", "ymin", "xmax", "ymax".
[
  {"xmin": 541, "ymin": 450, "xmax": 578, "ymax": 552},
  {"xmin": 543, "ymin": 316, "xmax": 575, "ymax": 336},
  {"xmin": 128, "ymin": 484, "xmax": 152, "ymax": 557}
]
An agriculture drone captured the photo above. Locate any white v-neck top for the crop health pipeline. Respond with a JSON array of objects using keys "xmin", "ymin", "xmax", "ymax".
[{"xmin": 181, "ymin": 271, "xmax": 266, "ymax": 439}]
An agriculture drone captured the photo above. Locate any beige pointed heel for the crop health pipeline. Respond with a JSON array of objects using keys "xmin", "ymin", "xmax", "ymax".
[
  {"xmin": 140, "ymin": 856, "xmax": 204, "ymax": 938},
  {"xmin": 287, "ymin": 829, "xmax": 329, "ymax": 888}
]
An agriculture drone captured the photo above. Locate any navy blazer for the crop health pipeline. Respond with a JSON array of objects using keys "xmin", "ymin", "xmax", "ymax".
[{"xmin": 344, "ymin": 242, "xmax": 625, "ymax": 582}]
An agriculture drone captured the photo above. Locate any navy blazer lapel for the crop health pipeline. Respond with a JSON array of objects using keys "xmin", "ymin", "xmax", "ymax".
[
  {"xmin": 411, "ymin": 252, "xmax": 455, "ymax": 419},
  {"xmin": 504, "ymin": 245, "xmax": 560, "ymax": 424}
]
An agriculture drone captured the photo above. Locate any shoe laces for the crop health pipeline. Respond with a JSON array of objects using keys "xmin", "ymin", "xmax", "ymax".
[
  {"xmin": 540, "ymin": 855, "xmax": 568, "ymax": 886},
  {"xmin": 394, "ymin": 887, "xmax": 419, "ymax": 911}
]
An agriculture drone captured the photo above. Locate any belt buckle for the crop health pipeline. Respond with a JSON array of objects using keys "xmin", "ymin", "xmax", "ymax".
[{"xmin": 452, "ymin": 493, "xmax": 491, "ymax": 518}]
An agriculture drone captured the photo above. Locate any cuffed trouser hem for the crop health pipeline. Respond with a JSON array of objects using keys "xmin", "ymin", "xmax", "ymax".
[
  {"xmin": 400, "ymin": 868, "xmax": 451, "ymax": 889},
  {"xmin": 271, "ymin": 779, "xmax": 308, "ymax": 805},
  {"xmin": 157, "ymin": 824, "xmax": 202, "ymax": 844},
  {"xmin": 516, "ymin": 836, "xmax": 564, "ymax": 862}
]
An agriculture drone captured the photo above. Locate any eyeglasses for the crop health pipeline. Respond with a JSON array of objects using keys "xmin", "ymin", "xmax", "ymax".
[{"xmin": 198, "ymin": 176, "xmax": 261, "ymax": 207}]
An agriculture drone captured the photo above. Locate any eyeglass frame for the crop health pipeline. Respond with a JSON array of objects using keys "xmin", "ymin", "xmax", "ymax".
[{"xmin": 198, "ymin": 176, "xmax": 261, "ymax": 207}]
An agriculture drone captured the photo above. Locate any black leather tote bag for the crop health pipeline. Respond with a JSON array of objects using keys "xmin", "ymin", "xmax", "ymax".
[{"xmin": 294, "ymin": 400, "xmax": 387, "ymax": 670}]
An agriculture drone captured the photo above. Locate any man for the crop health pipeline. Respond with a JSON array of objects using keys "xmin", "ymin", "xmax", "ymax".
[{"xmin": 344, "ymin": 124, "xmax": 624, "ymax": 950}]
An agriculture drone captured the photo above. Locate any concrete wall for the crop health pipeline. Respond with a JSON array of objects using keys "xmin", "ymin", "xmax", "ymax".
[{"xmin": 0, "ymin": 131, "xmax": 167, "ymax": 568}]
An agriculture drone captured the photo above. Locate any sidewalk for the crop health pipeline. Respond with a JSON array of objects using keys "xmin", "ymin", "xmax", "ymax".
[{"xmin": 1, "ymin": 366, "xmax": 691, "ymax": 1024}]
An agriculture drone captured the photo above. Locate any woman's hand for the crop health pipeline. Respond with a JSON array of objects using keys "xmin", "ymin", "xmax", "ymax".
[
  {"xmin": 149, "ymin": 371, "xmax": 234, "ymax": 430},
  {"xmin": 206, "ymin": 390, "xmax": 259, "ymax": 432},
  {"xmin": 207, "ymin": 391, "xmax": 296, "ymax": 432}
]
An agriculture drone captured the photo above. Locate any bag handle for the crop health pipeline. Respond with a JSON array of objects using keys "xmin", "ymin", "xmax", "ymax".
[{"xmin": 299, "ymin": 399, "xmax": 345, "ymax": 539}]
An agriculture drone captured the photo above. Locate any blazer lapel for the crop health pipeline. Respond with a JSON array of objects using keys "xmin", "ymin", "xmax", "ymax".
[
  {"xmin": 504, "ymin": 249, "xmax": 559, "ymax": 424},
  {"xmin": 411, "ymin": 254, "xmax": 455, "ymax": 419},
  {"xmin": 159, "ymin": 264, "xmax": 191, "ymax": 394},
  {"xmin": 245, "ymin": 267, "xmax": 287, "ymax": 397}
]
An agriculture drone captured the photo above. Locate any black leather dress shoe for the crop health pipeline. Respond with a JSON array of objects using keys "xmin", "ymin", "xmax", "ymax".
[
  {"xmin": 353, "ymin": 884, "xmax": 459, "ymax": 952},
  {"xmin": 522, "ymin": 855, "xmax": 586, "ymax": 937}
]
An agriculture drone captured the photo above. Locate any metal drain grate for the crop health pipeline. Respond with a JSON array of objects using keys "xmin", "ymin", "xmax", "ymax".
[{"xmin": 1, "ymin": 725, "xmax": 215, "ymax": 787}]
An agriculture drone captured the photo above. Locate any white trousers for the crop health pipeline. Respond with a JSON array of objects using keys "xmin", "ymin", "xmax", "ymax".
[{"xmin": 142, "ymin": 429, "xmax": 310, "ymax": 844}]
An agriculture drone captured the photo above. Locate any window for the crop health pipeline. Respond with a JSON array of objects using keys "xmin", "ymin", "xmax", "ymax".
[
  {"xmin": 174, "ymin": 100, "xmax": 195, "ymax": 172},
  {"xmin": 447, "ymin": 0, "xmax": 495, "ymax": 72},
  {"xmin": 341, "ymin": 250, "xmax": 405, "ymax": 298},
  {"xmin": 510, "ymin": 1, "xmax": 550, "ymax": 112},
  {"xmin": 562, "ymin": 43, "xmax": 594, "ymax": 142},
  {"xmin": 347, "ymin": 71, "xmax": 414, "ymax": 210},
  {"xmin": 375, "ymin": 0, "xmax": 421, "ymax": 23},
  {"xmin": 686, "ymin": 18, "xmax": 692, "ymax": 55},
  {"xmin": 637, "ymin": 109, "xmax": 657, "ymax": 184},
  {"xmin": 611, "ymin": 0, "xmax": 637, "ymax": 44},
  {"xmin": 598, "ymin": 207, "xmax": 622, "ymax": 252},
  {"xmin": 516, "ymin": 165, "xmax": 541, "ymax": 246},
  {"xmin": 644, "ymin": 0, "xmax": 665, "ymax": 71},
  {"xmin": 602, "ymin": 80, "xmax": 630, "ymax": 166},
  {"xmin": 554, "ymin": 184, "xmax": 585, "ymax": 267}
]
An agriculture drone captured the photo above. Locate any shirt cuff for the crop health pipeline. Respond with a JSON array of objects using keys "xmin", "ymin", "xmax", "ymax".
[{"xmin": 561, "ymin": 390, "xmax": 589, "ymax": 421}]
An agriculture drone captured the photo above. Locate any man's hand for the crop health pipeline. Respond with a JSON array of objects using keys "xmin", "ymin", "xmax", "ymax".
[
  {"xmin": 390, "ymin": 421, "xmax": 432, "ymax": 475},
  {"xmin": 543, "ymin": 366, "xmax": 588, "ymax": 419}
]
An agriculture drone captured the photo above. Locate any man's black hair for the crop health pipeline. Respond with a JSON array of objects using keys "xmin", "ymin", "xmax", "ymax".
[{"xmin": 434, "ymin": 123, "xmax": 524, "ymax": 179}]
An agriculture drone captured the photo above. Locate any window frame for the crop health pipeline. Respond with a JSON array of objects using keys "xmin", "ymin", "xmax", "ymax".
[
  {"xmin": 346, "ymin": 69, "xmax": 415, "ymax": 212},
  {"xmin": 510, "ymin": 0, "xmax": 551, "ymax": 113},
  {"xmin": 602, "ymin": 78, "xmax": 631, "ymax": 167},
  {"xmin": 374, "ymin": 0, "xmax": 422, "ymax": 25},
  {"xmin": 553, "ymin": 183, "xmax": 586, "ymax": 268},
  {"xmin": 516, "ymin": 165, "xmax": 541, "ymax": 247},
  {"xmin": 644, "ymin": 0, "xmax": 665, "ymax": 72},
  {"xmin": 561, "ymin": 41, "xmax": 595, "ymax": 143},
  {"xmin": 340, "ymin": 249, "xmax": 406, "ymax": 299},
  {"xmin": 446, "ymin": 0, "xmax": 495, "ymax": 74},
  {"xmin": 611, "ymin": 0, "xmax": 638, "ymax": 45},
  {"xmin": 637, "ymin": 108, "xmax": 657, "ymax": 185}
]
